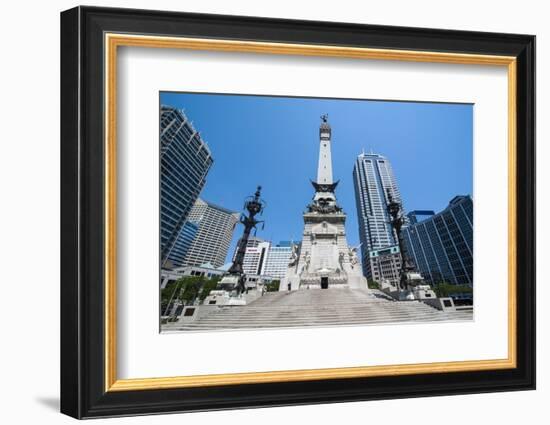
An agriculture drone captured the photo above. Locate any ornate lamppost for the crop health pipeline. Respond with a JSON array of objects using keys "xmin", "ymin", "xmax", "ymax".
[
  {"xmin": 386, "ymin": 189, "xmax": 416, "ymax": 291},
  {"xmin": 226, "ymin": 186, "xmax": 266, "ymax": 295}
]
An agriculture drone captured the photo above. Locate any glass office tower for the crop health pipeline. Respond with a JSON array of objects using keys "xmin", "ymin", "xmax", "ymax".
[
  {"xmin": 403, "ymin": 196, "xmax": 473, "ymax": 285},
  {"xmin": 160, "ymin": 105, "xmax": 213, "ymax": 268}
]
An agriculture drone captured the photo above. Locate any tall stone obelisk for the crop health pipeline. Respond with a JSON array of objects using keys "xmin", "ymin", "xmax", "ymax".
[
  {"xmin": 317, "ymin": 116, "xmax": 333, "ymax": 185},
  {"xmin": 281, "ymin": 115, "xmax": 367, "ymax": 291}
]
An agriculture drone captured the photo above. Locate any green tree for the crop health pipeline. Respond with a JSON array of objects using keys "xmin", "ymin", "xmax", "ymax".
[
  {"xmin": 367, "ymin": 279, "xmax": 380, "ymax": 289},
  {"xmin": 199, "ymin": 277, "xmax": 221, "ymax": 302},
  {"xmin": 161, "ymin": 280, "xmax": 181, "ymax": 306},
  {"xmin": 161, "ymin": 278, "xmax": 183, "ymax": 318},
  {"xmin": 161, "ymin": 276, "xmax": 205, "ymax": 308},
  {"xmin": 433, "ymin": 282, "xmax": 473, "ymax": 298},
  {"xmin": 180, "ymin": 277, "xmax": 204, "ymax": 304},
  {"xmin": 265, "ymin": 280, "xmax": 280, "ymax": 292}
]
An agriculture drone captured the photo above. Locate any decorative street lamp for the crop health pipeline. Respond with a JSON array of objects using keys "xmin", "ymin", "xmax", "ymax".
[
  {"xmin": 386, "ymin": 189, "xmax": 416, "ymax": 291},
  {"xmin": 226, "ymin": 186, "xmax": 266, "ymax": 295}
]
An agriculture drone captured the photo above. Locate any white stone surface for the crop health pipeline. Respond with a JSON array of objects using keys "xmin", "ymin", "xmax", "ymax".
[{"xmin": 317, "ymin": 124, "xmax": 333, "ymax": 184}]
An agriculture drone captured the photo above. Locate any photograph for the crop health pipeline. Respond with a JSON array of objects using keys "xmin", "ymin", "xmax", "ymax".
[{"xmin": 159, "ymin": 92, "xmax": 475, "ymax": 332}]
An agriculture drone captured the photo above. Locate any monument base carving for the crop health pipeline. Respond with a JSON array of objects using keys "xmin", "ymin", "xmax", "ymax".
[{"xmin": 281, "ymin": 211, "xmax": 367, "ymax": 291}]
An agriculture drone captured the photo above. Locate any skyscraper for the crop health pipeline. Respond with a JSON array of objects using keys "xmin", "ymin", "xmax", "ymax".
[
  {"xmin": 162, "ymin": 221, "xmax": 199, "ymax": 269},
  {"xmin": 160, "ymin": 105, "xmax": 213, "ymax": 268},
  {"xmin": 352, "ymin": 152, "xmax": 404, "ymax": 278},
  {"xmin": 182, "ymin": 199, "xmax": 240, "ymax": 268},
  {"xmin": 231, "ymin": 239, "xmax": 296, "ymax": 279},
  {"xmin": 407, "ymin": 210, "xmax": 436, "ymax": 225},
  {"xmin": 263, "ymin": 241, "xmax": 295, "ymax": 280},
  {"xmin": 237, "ymin": 237, "xmax": 271, "ymax": 276},
  {"xmin": 232, "ymin": 236, "xmax": 266, "ymax": 255},
  {"xmin": 365, "ymin": 246, "xmax": 402, "ymax": 286},
  {"xmin": 403, "ymin": 196, "xmax": 473, "ymax": 285}
]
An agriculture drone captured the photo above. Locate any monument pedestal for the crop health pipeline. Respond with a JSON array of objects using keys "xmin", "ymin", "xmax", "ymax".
[{"xmin": 281, "ymin": 211, "xmax": 367, "ymax": 291}]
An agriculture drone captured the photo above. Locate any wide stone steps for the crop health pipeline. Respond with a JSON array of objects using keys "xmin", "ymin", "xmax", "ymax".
[
  {"xmin": 163, "ymin": 288, "xmax": 472, "ymax": 332},
  {"xmin": 187, "ymin": 302, "xmax": 437, "ymax": 315},
  {"xmin": 169, "ymin": 316, "xmax": 471, "ymax": 331},
  {"xmin": 174, "ymin": 313, "xmax": 471, "ymax": 326}
]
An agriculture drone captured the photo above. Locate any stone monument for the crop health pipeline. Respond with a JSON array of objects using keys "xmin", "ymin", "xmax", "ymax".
[{"xmin": 281, "ymin": 115, "xmax": 367, "ymax": 291}]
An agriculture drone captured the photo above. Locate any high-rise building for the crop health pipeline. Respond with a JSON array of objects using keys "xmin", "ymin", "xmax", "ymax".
[
  {"xmin": 162, "ymin": 221, "xmax": 199, "ymax": 269},
  {"xmin": 182, "ymin": 199, "xmax": 240, "ymax": 268},
  {"xmin": 238, "ymin": 237, "xmax": 271, "ymax": 276},
  {"xmin": 263, "ymin": 241, "xmax": 295, "ymax": 280},
  {"xmin": 407, "ymin": 210, "xmax": 436, "ymax": 225},
  {"xmin": 232, "ymin": 236, "xmax": 265, "ymax": 254},
  {"xmin": 160, "ymin": 105, "xmax": 213, "ymax": 268},
  {"xmin": 231, "ymin": 239, "xmax": 296, "ymax": 280},
  {"xmin": 352, "ymin": 152, "xmax": 404, "ymax": 278},
  {"xmin": 403, "ymin": 196, "xmax": 473, "ymax": 285},
  {"xmin": 365, "ymin": 245, "xmax": 402, "ymax": 285}
]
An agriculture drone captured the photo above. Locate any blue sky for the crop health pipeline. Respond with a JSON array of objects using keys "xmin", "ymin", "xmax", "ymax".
[{"xmin": 160, "ymin": 92, "xmax": 473, "ymax": 264}]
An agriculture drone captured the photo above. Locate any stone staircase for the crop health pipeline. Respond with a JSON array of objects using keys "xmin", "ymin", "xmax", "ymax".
[{"xmin": 163, "ymin": 288, "xmax": 473, "ymax": 332}]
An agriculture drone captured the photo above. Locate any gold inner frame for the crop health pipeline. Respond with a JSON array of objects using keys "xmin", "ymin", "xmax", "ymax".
[{"xmin": 104, "ymin": 33, "xmax": 517, "ymax": 392}]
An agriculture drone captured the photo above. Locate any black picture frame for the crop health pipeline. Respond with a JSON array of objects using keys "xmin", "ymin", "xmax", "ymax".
[{"xmin": 60, "ymin": 5, "xmax": 535, "ymax": 419}]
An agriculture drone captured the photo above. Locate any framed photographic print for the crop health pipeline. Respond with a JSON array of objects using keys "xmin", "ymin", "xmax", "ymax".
[{"xmin": 60, "ymin": 6, "xmax": 535, "ymax": 419}]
